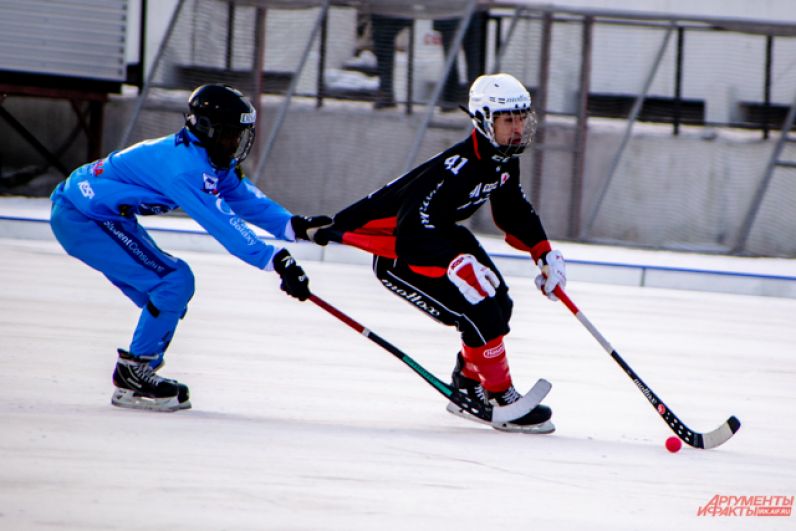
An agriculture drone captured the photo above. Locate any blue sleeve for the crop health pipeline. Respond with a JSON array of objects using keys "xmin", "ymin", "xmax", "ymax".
[
  {"xmin": 221, "ymin": 177, "xmax": 295, "ymax": 240},
  {"xmin": 164, "ymin": 172, "xmax": 280, "ymax": 270}
]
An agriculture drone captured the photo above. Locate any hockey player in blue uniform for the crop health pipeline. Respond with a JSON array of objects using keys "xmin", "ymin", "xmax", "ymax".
[{"xmin": 50, "ymin": 84, "xmax": 330, "ymax": 412}]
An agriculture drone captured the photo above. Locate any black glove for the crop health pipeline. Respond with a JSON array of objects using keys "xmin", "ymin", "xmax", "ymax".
[
  {"xmin": 310, "ymin": 226, "xmax": 342, "ymax": 246},
  {"xmin": 291, "ymin": 215, "xmax": 333, "ymax": 241},
  {"xmin": 272, "ymin": 248, "xmax": 310, "ymax": 301}
]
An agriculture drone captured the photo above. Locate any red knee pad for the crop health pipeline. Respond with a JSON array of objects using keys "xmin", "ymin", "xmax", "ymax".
[{"xmin": 461, "ymin": 336, "xmax": 512, "ymax": 392}]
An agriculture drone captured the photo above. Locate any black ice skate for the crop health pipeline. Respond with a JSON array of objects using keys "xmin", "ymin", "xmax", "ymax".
[
  {"xmin": 488, "ymin": 386, "xmax": 555, "ymax": 434},
  {"xmin": 446, "ymin": 362, "xmax": 491, "ymax": 425},
  {"xmin": 111, "ymin": 349, "xmax": 191, "ymax": 412}
]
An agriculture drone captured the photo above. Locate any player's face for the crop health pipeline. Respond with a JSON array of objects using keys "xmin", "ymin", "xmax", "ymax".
[
  {"xmin": 493, "ymin": 111, "xmax": 531, "ymax": 146},
  {"xmin": 217, "ymin": 125, "xmax": 254, "ymax": 163}
]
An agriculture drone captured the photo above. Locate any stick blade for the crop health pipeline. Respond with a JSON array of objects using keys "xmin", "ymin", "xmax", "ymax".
[
  {"xmin": 697, "ymin": 415, "xmax": 742, "ymax": 449},
  {"xmin": 491, "ymin": 379, "xmax": 552, "ymax": 426}
]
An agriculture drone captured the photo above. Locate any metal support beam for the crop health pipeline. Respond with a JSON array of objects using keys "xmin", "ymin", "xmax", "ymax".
[
  {"xmin": 403, "ymin": 0, "xmax": 478, "ymax": 173},
  {"xmin": 763, "ymin": 35, "xmax": 773, "ymax": 140},
  {"xmin": 531, "ymin": 12, "xmax": 552, "ymax": 207},
  {"xmin": 316, "ymin": 8, "xmax": 328, "ymax": 108},
  {"xmin": 582, "ymin": 24, "xmax": 675, "ymax": 238},
  {"xmin": 406, "ymin": 22, "xmax": 415, "ymax": 115},
  {"xmin": 119, "ymin": 0, "xmax": 187, "ymax": 148},
  {"xmin": 254, "ymin": 0, "xmax": 331, "ymax": 184},
  {"xmin": 733, "ymin": 91, "xmax": 796, "ymax": 254},
  {"xmin": 568, "ymin": 16, "xmax": 593, "ymax": 238},
  {"xmin": 249, "ymin": 7, "xmax": 267, "ymax": 166},
  {"xmin": 673, "ymin": 27, "xmax": 684, "ymax": 135},
  {"xmin": 493, "ymin": 6, "xmax": 527, "ymax": 72}
]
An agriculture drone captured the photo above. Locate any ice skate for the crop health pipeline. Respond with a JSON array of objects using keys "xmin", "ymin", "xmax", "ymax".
[
  {"xmin": 446, "ymin": 369, "xmax": 491, "ymax": 425},
  {"xmin": 488, "ymin": 386, "xmax": 555, "ymax": 434},
  {"xmin": 445, "ymin": 353, "xmax": 491, "ymax": 424},
  {"xmin": 111, "ymin": 349, "xmax": 191, "ymax": 412}
]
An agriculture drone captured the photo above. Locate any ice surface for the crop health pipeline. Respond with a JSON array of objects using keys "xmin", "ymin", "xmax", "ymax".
[{"xmin": 0, "ymin": 238, "xmax": 794, "ymax": 530}]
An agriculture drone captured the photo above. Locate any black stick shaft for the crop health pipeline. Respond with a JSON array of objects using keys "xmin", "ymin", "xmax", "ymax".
[
  {"xmin": 552, "ymin": 286, "xmax": 739, "ymax": 448},
  {"xmin": 309, "ymin": 294, "xmax": 452, "ymax": 398}
]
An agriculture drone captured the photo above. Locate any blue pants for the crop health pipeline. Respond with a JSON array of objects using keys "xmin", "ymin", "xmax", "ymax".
[{"xmin": 50, "ymin": 199, "xmax": 195, "ymax": 363}]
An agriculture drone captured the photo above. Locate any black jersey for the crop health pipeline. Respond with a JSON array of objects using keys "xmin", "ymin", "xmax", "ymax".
[{"xmin": 331, "ymin": 130, "xmax": 551, "ymax": 271}]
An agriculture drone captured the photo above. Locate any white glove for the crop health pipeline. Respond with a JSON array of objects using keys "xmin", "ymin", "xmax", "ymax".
[
  {"xmin": 447, "ymin": 254, "xmax": 500, "ymax": 304},
  {"xmin": 534, "ymin": 250, "xmax": 566, "ymax": 301}
]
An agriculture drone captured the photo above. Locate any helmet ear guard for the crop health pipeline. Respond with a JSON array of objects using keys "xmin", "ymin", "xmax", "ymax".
[
  {"xmin": 473, "ymin": 109, "xmax": 496, "ymax": 148},
  {"xmin": 187, "ymin": 114, "xmax": 216, "ymax": 140}
]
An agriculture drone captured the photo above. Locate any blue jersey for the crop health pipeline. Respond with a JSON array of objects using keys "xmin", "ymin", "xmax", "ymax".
[{"xmin": 51, "ymin": 128, "xmax": 293, "ymax": 270}]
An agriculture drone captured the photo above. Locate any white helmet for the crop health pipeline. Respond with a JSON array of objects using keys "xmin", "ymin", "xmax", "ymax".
[{"xmin": 468, "ymin": 73, "xmax": 535, "ymax": 157}]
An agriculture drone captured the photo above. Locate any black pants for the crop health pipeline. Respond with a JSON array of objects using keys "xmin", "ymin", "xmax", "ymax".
[{"xmin": 372, "ymin": 246, "xmax": 512, "ymax": 347}]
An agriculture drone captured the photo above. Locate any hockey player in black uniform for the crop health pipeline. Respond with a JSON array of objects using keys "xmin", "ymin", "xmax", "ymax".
[{"xmin": 312, "ymin": 73, "xmax": 566, "ymax": 433}]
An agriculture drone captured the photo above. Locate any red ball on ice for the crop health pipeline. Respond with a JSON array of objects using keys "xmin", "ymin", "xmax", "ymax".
[{"xmin": 665, "ymin": 436, "xmax": 682, "ymax": 453}]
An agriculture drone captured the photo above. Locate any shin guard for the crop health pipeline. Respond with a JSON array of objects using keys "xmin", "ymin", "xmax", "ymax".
[{"xmin": 461, "ymin": 336, "xmax": 512, "ymax": 393}]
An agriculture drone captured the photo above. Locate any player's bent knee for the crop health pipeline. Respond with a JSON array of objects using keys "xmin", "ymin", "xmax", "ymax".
[
  {"xmin": 171, "ymin": 262, "xmax": 196, "ymax": 305},
  {"xmin": 152, "ymin": 261, "xmax": 196, "ymax": 311}
]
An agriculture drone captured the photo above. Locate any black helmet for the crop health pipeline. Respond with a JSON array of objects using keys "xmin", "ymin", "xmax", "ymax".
[{"xmin": 186, "ymin": 84, "xmax": 256, "ymax": 168}]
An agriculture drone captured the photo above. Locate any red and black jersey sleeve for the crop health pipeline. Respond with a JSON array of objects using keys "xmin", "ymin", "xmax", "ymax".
[
  {"xmin": 325, "ymin": 156, "xmax": 440, "ymax": 259},
  {"xmin": 489, "ymin": 158, "xmax": 551, "ymax": 262},
  {"xmin": 326, "ymin": 144, "xmax": 476, "ymax": 266}
]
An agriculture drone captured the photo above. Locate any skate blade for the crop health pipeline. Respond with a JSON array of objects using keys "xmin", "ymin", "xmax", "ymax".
[
  {"xmin": 492, "ymin": 419, "xmax": 556, "ymax": 434},
  {"xmin": 111, "ymin": 388, "xmax": 191, "ymax": 412},
  {"xmin": 446, "ymin": 402, "xmax": 491, "ymax": 425}
]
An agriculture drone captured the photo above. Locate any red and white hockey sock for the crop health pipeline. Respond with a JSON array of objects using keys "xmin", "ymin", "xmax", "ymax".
[{"xmin": 461, "ymin": 336, "xmax": 512, "ymax": 393}]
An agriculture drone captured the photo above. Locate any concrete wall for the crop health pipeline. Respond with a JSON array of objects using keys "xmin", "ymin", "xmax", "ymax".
[
  {"xmin": 251, "ymin": 102, "xmax": 793, "ymax": 257},
  {"xmin": 4, "ymin": 91, "xmax": 791, "ymax": 257},
  {"xmin": 5, "ymin": 0, "xmax": 796, "ymax": 256}
]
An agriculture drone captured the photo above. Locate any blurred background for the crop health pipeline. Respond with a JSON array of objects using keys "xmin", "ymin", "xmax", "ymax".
[{"xmin": 2, "ymin": 0, "xmax": 795, "ymax": 257}]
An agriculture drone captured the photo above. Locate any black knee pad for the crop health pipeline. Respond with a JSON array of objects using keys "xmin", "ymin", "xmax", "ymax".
[{"xmin": 146, "ymin": 301, "xmax": 161, "ymax": 317}]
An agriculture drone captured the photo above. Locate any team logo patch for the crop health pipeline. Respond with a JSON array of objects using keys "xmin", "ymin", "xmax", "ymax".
[
  {"xmin": 78, "ymin": 180, "xmax": 95, "ymax": 199},
  {"xmin": 215, "ymin": 198, "xmax": 235, "ymax": 216},
  {"xmin": 202, "ymin": 173, "xmax": 219, "ymax": 195},
  {"xmin": 483, "ymin": 343, "xmax": 505, "ymax": 359},
  {"xmin": 91, "ymin": 159, "xmax": 105, "ymax": 176},
  {"xmin": 240, "ymin": 111, "xmax": 256, "ymax": 124}
]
